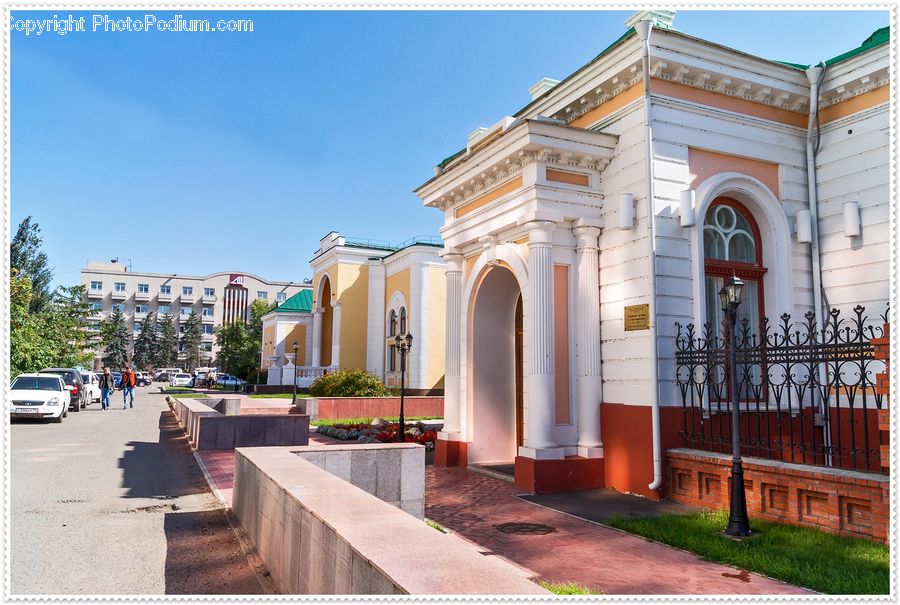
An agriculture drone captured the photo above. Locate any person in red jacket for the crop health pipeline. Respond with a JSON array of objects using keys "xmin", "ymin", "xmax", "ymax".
[{"xmin": 120, "ymin": 367, "xmax": 136, "ymax": 409}]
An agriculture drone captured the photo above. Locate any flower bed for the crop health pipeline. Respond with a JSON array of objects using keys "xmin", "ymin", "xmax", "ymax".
[{"xmin": 315, "ymin": 421, "xmax": 439, "ymax": 450}]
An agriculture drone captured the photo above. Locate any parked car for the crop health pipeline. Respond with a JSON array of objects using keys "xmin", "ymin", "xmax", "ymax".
[
  {"xmin": 80, "ymin": 371, "xmax": 101, "ymax": 403},
  {"xmin": 9, "ymin": 373, "xmax": 68, "ymax": 423},
  {"xmin": 170, "ymin": 373, "xmax": 194, "ymax": 387},
  {"xmin": 217, "ymin": 374, "xmax": 246, "ymax": 388},
  {"xmin": 155, "ymin": 367, "xmax": 183, "ymax": 381},
  {"xmin": 111, "ymin": 371, "xmax": 123, "ymax": 388},
  {"xmin": 155, "ymin": 371, "xmax": 170, "ymax": 382},
  {"xmin": 38, "ymin": 368, "xmax": 86, "ymax": 412},
  {"xmin": 135, "ymin": 372, "xmax": 152, "ymax": 387}
]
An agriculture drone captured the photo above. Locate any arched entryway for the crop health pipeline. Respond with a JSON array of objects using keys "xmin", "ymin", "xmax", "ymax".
[
  {"xmin": 468, "ymin": 264, "xmax": 523, "ymax": 465},
  {"xmin": 319, "ymin": 276, "xmax": 334, "ymax": 367}
]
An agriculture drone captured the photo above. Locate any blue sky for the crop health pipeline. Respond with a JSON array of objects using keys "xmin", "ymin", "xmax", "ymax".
[{"xmin": 11, "ymin": 8, "xmax": 889, "ymax": 288}]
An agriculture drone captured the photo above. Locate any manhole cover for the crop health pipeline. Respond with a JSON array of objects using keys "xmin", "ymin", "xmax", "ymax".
[{"xmin": 494, "ymin": 522, "xmax": 556, "ymax": 535}]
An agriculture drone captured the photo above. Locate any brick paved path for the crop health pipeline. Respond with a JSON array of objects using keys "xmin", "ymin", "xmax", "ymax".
[{"xmin": 424, "ymin": 467, "xmax": 812, "ymax": 596}]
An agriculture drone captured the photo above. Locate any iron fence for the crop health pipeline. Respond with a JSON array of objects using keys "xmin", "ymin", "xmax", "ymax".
[{"xmin": 674, "ymin": 304, "xmax": 888, "ymax": 473}]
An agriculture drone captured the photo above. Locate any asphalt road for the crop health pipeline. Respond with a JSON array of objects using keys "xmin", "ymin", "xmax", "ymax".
[{"xmin": 10, "ymin": 386, "xmax": 268, "ymax": 595}]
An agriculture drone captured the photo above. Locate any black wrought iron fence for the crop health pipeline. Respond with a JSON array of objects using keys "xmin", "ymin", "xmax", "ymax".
[{"xmin": 674, "ymin": 304, "xmax": 888, "ymax": 473}]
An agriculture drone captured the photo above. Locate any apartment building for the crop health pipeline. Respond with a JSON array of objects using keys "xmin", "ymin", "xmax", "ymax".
[{"xmin": 81, "ymin": 260, "xmax": 310, "ymax": 368}]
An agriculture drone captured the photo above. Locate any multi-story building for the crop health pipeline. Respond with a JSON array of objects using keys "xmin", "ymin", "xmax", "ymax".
[
  {"xmin": 262, "ymin": 231, "xmax": 446, "ymax": 394},
  {"xmin": 415, "ymin": 11, "xmax": 890, "ymax": 497},
  {"xmin": 81, "ymin": 260, "xmax": 310, "ymax": 369}
]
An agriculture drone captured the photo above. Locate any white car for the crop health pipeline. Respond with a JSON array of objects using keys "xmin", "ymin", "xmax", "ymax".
[
  {"xmin": 169, "ymin": 373, "xmax": 194, "ymax": 387},
  {"xmin": 80, "ymin": 371, "xmax": 101, "ymax": 403},
  {"xmin": 10, "ymin": 373, "xmax": 69, "ymax": 423}
]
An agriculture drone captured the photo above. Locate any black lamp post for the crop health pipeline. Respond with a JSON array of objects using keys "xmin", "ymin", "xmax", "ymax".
[
  {"xmin": 291, "ymin": 341, "xmax": 299, "ymax": 408},
  {"xmin": 394, "ymin": 333, "xmax": 413, "ymax": 442},
  {"xmin": 719, "ymin": 273, "xmax": 752, "ymax": 538}
]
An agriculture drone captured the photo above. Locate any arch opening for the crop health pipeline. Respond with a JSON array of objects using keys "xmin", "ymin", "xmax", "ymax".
[
  {"xmin": 320, "ymin": 276, "xmax": 334, "ymax": 367},
  {"xmin": 468, "ymin": 265, "xmax": 523, "ymax": 465}
]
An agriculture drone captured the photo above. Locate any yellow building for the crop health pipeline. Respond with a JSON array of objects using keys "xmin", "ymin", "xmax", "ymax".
[{"xmin": 265, "ymin": 231, "xmax": 446, "ymax": 393}]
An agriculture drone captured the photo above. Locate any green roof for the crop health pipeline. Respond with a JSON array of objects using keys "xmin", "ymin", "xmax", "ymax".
[
  {"xmin": 273, "ymin": 289, "xmax": 313, "ymax": 313},
  {"xmin": 825, "ymin": 26, "xmax": 889, "ymax": 66}
]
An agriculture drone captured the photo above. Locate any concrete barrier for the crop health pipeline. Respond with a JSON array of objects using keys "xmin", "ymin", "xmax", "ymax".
[
  {"xmin": 171, "ymin": 397, "xmax": 309, "ymax": 450},
  {"xmin": 233, "ymin": 445, "xmax": 548, "ymax": 595}
]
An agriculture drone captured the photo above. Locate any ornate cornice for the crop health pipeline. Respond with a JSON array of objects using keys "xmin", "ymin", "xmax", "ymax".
[{"xmin": 820, "ymin": 67, "xmax": 890, "ymax": 108}]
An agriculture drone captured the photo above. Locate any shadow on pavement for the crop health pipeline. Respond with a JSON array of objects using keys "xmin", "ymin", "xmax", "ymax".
[
  {"xmin": 518, "ymin": 488, "xmax": 696, "ymax": 524},
  {"xmin": 163, "ymin": 509, "xmax": 265, "ymax": 594},
  {"xmin": 118, "ymin": 411, "xmax": 209, "ymax": 499}
]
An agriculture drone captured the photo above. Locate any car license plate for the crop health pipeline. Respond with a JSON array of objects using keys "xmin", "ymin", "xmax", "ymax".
[{"xmin": 15, "ymin": 408, "xmax": 39, "ymax": 414}]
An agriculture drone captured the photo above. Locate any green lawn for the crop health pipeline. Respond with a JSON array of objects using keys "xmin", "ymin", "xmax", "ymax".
[
  {"xmin": 538, "ymin": 580, "xmax": 602, "ymax": 595},
  {"xmin": 607, "ymin": 509, "xmax": 888, "ymax": 595},
  {"xmin": 172, "ymin": 392, "xmax": 209, "ymax": 398},
  {"xmin": 248, "ymin": 393, "xmax": 311, "ymax": 399},
  {"xmin": 310, "ymin": 415, "xmax": 442, "ymax": 427}
]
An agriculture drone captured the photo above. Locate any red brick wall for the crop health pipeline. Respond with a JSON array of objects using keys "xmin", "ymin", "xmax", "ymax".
[
  {"xmin": 314, "ymin": 396, "xmax": 443, "ymax": 420},
  {"xmin": 668, "ymin": 448, "xmax": 888, "ymax": 543},
  {"xmin": 871, "ymin": 324, "xmax": 890, "ymax": 471}
]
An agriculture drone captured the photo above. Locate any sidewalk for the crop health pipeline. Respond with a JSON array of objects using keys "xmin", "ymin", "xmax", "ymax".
[{"xmin": 197, "ymin": 440, "xmax": 811, "ymax": 596}]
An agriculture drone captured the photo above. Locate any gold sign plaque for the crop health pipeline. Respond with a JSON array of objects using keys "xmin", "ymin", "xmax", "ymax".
[{"xmin": 624, "ymin": 304, "xmax": 651, "ymax": 331}]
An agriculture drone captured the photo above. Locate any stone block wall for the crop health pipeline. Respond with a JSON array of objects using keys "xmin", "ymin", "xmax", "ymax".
[
  {"xmin": 171, "ymin": 396, "xmax": 309, "ymax": 450},
  {"xmin": 293, "ymin": 443, "xmax": 425, "ymax": 519},
  {"xmin": 668, "ymin": 448, "xmax": 888, "ymax": 542},
  {"xmin": 308, "ymin": 396, "xmax": 443, "ymax": 420},
  {"xmin": 232, "ymin": 445, "xmax": 547, "ymax": 595}
]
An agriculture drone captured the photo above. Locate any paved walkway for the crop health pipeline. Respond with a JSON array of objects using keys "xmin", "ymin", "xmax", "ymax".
[
  {"xmin": 10, "ymin": 387, "xmax": 267, "ymax": 595},
  {"xmin": 197, "ymin": 440, "xmax": 810, "ymax": 596}
]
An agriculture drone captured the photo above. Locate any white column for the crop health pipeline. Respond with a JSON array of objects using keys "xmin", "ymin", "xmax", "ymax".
[
  {"xmin": 311, "ymin": 310, "xmax": 322, "ymax": 367},
  {"xmin": 524, "ymin": 220, "xmax": 559, "ymax": 454},
  {"xmin": 440, "ymin": 253, "xmax": 464, "ymax": 439},
  {"xmin": 574, "ymin": 219, "xmax": 604, "ymax": 457},
  {"xmin": 282, "ymin": 353, "xmax": 296, "ymax": 386},
  {"xmin": 331, "ymin": 303, "xmax": 342, "ymax": 368},
  {"xmin": 266, "ymin": 355, "xmax": 281, "ymax": 385},
  {"xmin": 366, "ymin": 260, "xmax": 386, "ymax": 378}
]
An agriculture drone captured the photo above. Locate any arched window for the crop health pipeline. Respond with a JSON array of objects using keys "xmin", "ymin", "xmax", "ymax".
[
  {"xmin": 389, "ymin": 310, "xmax": 397, "ymax": 336},
  {"xmin": 399, "ymin": 308, "xmax": 407, "ymax": 335},
  {"xmin": 703, "ymin": 198, "xmax": 766, "ymax": 336}
]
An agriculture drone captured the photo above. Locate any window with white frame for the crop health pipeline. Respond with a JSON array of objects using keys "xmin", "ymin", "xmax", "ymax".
[
  {"xmin": 90, "ymin": 280, "xmax": 102, "ymax": 290},
  {"xmin": 180, "ymin": 307, "xmax": 192, "ymax": 317},
  {"xmin": 204, "ymin": 287, "xmax": 215, "ymax": 297},
  {"xmin": 135, "ymin": 304, "xmax": 149, "ymax": 314},
  {"xmin": 114, "ymin": 282, "xmax": 126, "ymax": 292},
  {"xmin": 90, "ymin": 302, "xmax": 103, "ymax": 311},
  {"xmin": 182, "ymin": 286, "xmax": 193, "ymax": 296},
  {"xmin": 202, "ymin": 324, "xmax": 214, "ymax": 334},
  {"xmin": 137, "ymin": 283, "xmax": 149, "ymax": 293},
  {"xmin": 277, "ymin": 292, "xmax": 287, "ymax": 302},
  {"xmin": 202, "ymin": 307, "xmax": 214, "ymax": 317},
  {"xmin": 158, "ymin": 305, "xmax": 171, "ymax": 315},
  {"xmin": 112, "ymin": 303, "xmax": 125, "ymax": 313},
  {"xmin": 160, "ymin": 285, "xmax": 171, "ymax": 295},
  {"xmin": 257, "ymin": 291, "xmax": 268, "ymax": 300}
]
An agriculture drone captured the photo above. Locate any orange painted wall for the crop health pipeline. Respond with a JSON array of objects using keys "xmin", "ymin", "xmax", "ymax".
[
  {"xmin": 455, "ymin": 176, "xmax": 523, "ymax": 218},
  {"xmin": 600, "ymin": 403, "xmax": 682, "ymax": 500},
  {"xmin": 570, "ymin": 82, "xmax": 643, "ymax": 128},
  {"xmin": 820, "ymin": 85, "xmax": 889, "ymax": 124},
  {"xmin": 688, "ymin": 148, "xmax": 781, "ymax": 199},
  {"xmin": 553, "ymin": 264, "xmax": 570, "ymax": 424}
]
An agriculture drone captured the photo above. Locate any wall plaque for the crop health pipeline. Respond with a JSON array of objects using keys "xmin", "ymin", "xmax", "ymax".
[{"xmin": 624, "ymin": 304, "xmax": 650, "ymax": 331}]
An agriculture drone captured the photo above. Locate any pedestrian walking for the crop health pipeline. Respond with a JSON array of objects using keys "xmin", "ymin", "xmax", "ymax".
[
  {"xmin": 98, "ymin": 367, "xmax": 116, "ymax": 411},
  {"xmin": 206, "ymin": 368, "xmax": 217, "ymax": 389},
  {"xmin": 120, "ymin": 367, "xmax": 136, "ymax": 409}
]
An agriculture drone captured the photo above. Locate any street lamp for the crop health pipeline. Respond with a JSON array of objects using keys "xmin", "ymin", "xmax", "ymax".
[
  {"xmin": 719, "ymin": 273, "xmax": 751, "ymax": 538},
  {"xmin": 291, "ymin": 341, "xmax": 299, "ymax": 408},
  {"xmin": 394, "ymin": 332, "xmax": 413, "ymax": 442}
]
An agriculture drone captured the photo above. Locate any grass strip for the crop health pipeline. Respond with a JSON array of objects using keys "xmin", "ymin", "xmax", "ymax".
[
  {"xmin": 607, "ymin": 509, "xmax": 888, "ymax": 595},
  {"xmin": 311, "ymin": 415, "xmax": 442, "ymax": 427},
  {"xmin": 538, "ymin": 580, "xmax": 602, "ymax": 595},
  {"xmin": 247, "ymin": 393, "xmax": 311, "ymax": 399}
]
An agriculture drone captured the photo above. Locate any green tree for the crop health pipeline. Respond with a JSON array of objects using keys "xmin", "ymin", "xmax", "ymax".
[
  {"xmin": 156, "ymin": 314, "xmax": 179, "ymax": 367},
  {"xmin": 180, "ymin": 311, "xmax": 202, "ymax": 369},
  {"xmin": 10, "ymin": 217, "xmax": 53, "ymax": 313},
  {"xmin": 43, "ymin": 285, "xmax": 97, "ymax": 367},
  {"xmin": 132, "ymin": 311, "xmax": 157, "ymax": 370},
  {"xmin": 10, "ymin": 271, "xmax": 42, "ymax": 376},
  {"xmin": 215, "ymin": 321, "xmax": 253, "ymax": 379},
  {"xmin": 100, "ymin": 308, "xmax": 130, "ymax": 368}
]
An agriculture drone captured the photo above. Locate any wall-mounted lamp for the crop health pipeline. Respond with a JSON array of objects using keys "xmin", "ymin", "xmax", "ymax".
[
  {"xmin": 795, "ymin": 209, "xmax": 812, "ymax": 243},
  {"xmin": 679, "ymin": 189, "xmax": 696, "ymax": 227},
  {"xmin": 843, "ymin": 201, "xmax": 861, "ymax": 237},
  {"xmin": 619, "ymin": 193, "xmax": 635, "ymax": 230}
]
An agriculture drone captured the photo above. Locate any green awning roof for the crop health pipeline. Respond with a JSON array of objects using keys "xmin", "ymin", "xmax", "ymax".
[{"xmin": 274, "ymin": 289, "xmax": 313, "ymax": 313}]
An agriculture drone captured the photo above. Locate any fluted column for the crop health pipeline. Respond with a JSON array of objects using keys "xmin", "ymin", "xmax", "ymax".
[
  {"xmin": 525, "ymin": 220, "xmax": 557, "ymax": 451},
  {"xmin": 441, "ymin": 253, "xmax": 464, "ymax": 437},
  {"xmin": 311, "ymin": 310, "xmax": 322, "ymax": 367},
  {"xmin": 574, "ymin": 220, "xmax": 604, "ymax": 455}
]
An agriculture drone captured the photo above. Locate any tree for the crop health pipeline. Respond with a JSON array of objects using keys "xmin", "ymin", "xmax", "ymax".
[
  {"xmin": 10, "ymin": 271, "xmax": 42, "ymax": 376},
  {"xmin": 11, "ymin": 217, "xmax": 53, "ymax": 313},
  {"xmin": 132, "ymin": 311, "xmax": 157, "ymax": 370},
  {"xmin": 100, "ymin": 308, "xmax": 130, "ymax": 368},
  {"xmin": 43, "ymin": 285, "xmax": 98, "ymax": 367},
  {"xmin": 180, "ymin": 311, "xmax": 203, "ymax": 369},
  {"xmin": 156, "ymin": 314, "xmax": 179, "ymax": 367}
]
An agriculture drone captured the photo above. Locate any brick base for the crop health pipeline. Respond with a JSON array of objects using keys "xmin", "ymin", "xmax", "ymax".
[
  {"xmin": 434, "ymin": 439, "xmax": 467, "ymax": 467},
  {"xmin": 668, "ymin": 448, "xmax": 888, "ymax": 542},
  {"xmin": 514, "ymin": 456, "xmax": 604, "ymax": 494}
]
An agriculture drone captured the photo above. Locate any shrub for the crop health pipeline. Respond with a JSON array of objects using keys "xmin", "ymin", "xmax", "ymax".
[{"xmin": 308, "ymin": 369, "xmax": 390, "ymax": 397}]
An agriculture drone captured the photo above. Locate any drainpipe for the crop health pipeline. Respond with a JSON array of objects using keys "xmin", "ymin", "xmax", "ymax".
[
  {"xmin": 634, "ymin": 19, "xmax": 663, "ymax": 494},
  {"xmin": 805, "ymin": 62, "xmax": 831, "ymax": 465}
]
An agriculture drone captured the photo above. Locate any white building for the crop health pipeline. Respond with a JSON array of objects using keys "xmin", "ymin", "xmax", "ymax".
[
  {"xmin": 81, "ymin": 259, "xmax": 310, "ymax": 368},
  {"xmin": 415, "ymin": 11, "xmax": 890, "ymax": 495}
]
